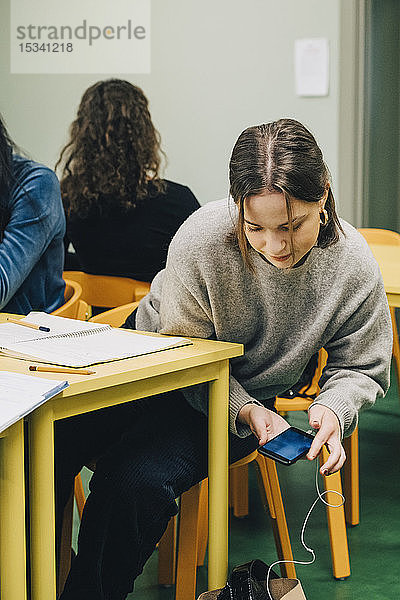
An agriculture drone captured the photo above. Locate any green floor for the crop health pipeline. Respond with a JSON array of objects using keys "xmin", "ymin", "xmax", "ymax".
[{"xmin": 75, "ymin": 365, "xmax": 400, "ymax": 599}]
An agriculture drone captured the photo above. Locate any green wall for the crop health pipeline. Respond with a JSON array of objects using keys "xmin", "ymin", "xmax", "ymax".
[{"xmin": 364, "ymin": 0, "xmax": 400, "ymax": 231}]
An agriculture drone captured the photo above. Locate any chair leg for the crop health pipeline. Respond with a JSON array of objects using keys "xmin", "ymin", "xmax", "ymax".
[
  {"xmin": 74, "ymin": 473, "xmax": 86, "ymax": 520},
  {"xmin": 342, "ymin": 428, "xmax": 359, "ymax": 526},
  {"xmin": 57, "ymin": 473, "xmax": 89, "ymax": 595},
  {"xmin": 176, "ymin": 454, "xmax": 297, "ymax": 596},
  {"xmin": 175, "ymin": 482, "xmax": 201, "ymax": 600},
  {"xmin": 319, "ymin": 447, "xmax": 350, "ymax": 579},
  {"xmin": 254, "ymin": 454, "xmax": 296, "ymax": 579},
  {"xmin": 390, "ymin": 307, "xmax": 400, "ymax": 391},
  {"xmin": 197, "ymin": 479, "xmax": 209, "ymax": 567},
  {"xmin": 158, "ymin": 515, "xmax": 177, "ymax": 586},
  {"xmin": 158, "ymin": 480, "xmax": 208, "ymax": 589},
  {"xmin": 230, "ymin": 463, "xmax": 249, "ymax": 518}
]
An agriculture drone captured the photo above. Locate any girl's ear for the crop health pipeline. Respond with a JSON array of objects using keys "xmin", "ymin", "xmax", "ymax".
[{"xmin": 320, "ymin": 183, "xmax": 330, "ymax": 208}]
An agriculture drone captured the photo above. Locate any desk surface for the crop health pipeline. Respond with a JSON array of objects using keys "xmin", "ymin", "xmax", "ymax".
[
  {"xmin": 0, "ymin": 332, "xmax": 242, "ymax": 399},
  {"xmin": 0, "ymin": 311, "xmax": 242, "ymax": 402}
]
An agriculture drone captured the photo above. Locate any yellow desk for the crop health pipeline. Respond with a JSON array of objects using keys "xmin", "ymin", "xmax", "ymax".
[
  {"xmin": 369, "ymin": 243, "xmax": 400, "ymax": 307},
  {"xmin": 5, "ymin": 335, "xmax": 242, "ymax": 599},
  {"xmin": 0, "ymin": 420, "xmax": 27, "ymax": 600}
]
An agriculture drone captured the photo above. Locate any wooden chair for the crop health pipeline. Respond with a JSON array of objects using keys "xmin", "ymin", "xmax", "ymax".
[
  {"xmin": 358, "ymin": 228, "xmax": 400, "ymax": 389},
  {"xmin": 158, "ymin": 451, "xmax": 296, "ymax": 600},
  {"xmin": 228, "ymin": 349, "xmax": 354, "ymax": 582},
  {"xmin": 88, "ymin": 301, "xmax": 140, "ymax": 327},
  {"xmin": 276, "ymin": 349, "xmax": 359, "ymax": 526},
  {"xmin": 51, "ymin": 279, "xmax": 88, "ymax": 320},
  {"xmin": 357, "ymin": 227, "xmax": 400, "ymax": 245},
  {"xmin": 62, "ymin": 271, "xmax": 150, "ymax": 313},
  {"xmin": 274, "ymin": 363, "xmax": 353, "ymax": 580}
]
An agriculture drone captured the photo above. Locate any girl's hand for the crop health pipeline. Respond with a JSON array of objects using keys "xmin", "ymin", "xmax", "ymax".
[
  {"xmin": 307, "ymin": 404, "xmax": 346, "ymax": 475},
  {"xmin": 238, "ymin": 403, "xmax": 290, "ymax": 446}
]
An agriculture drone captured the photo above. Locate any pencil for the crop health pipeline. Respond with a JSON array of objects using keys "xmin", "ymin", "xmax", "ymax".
[
  {"xmin": 7, "ymin": 318, "xmax": 50, "ymax": 332},
  {"xmin": 29, "ymin": 366, "xmax": 95, "ymax": 375}
]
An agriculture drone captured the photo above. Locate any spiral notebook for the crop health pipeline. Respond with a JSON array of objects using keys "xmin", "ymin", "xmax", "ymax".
[
  {"xmin": 0, "ymin": 371, "xmax": 69, "ymax": 434},
  {"xmin": 0, "ymin": 312, "xmax": 192, "ymax": 368}
]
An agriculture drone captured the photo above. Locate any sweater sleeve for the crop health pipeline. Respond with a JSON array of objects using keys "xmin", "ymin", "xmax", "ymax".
[
  {"xmin": 0, "ymin": 166, "xmax": 63, "ymax": 309},
  {"xmin": 136, "ymin": 266, "xmax": 260, "ymax": 437},
  {"xmin": 311, "ymin": 277, "xmax": 392, "ymax": 437}
]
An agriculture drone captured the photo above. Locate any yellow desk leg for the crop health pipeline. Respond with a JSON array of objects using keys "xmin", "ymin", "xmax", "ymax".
[
  {"xmin": 207, "ymin": 360, "xmax": 229, "ymax": 591},
  {"xmin": 0, "ymin": 420, "xmax": 27, "ymax": 600},
  {"xmin": 29, "ymin": 403, "xmax": 57, "ymax": 600}
]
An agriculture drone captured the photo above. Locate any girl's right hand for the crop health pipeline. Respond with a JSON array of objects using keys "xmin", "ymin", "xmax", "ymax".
[{"xmin": 238, "ymin": 403, "xmax": 290, "ymax": 446}]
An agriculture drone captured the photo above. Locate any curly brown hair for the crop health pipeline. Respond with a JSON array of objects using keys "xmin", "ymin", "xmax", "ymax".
[{"xmin": 56, "ymin": 79, "xmax": 166, "ymax": 218}]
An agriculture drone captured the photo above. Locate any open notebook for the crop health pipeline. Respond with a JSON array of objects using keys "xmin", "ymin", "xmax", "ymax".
[
  {"xmin": 0, "ymin": 312, "xmax": 192, "ymax": 368},
  {"xmin": 0, "ymin": 371, "xmax": 68, "ymax": 434}
]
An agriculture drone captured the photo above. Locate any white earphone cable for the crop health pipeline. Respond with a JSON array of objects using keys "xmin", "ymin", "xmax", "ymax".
[{"xmin": 265, "ymin": 462, "xmax": 345, "ymax": 600}]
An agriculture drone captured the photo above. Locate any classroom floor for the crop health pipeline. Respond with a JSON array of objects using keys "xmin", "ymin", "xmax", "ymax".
[{"xmin": 74, "ymin": 364, "xmax": 400, "ymax": 599}]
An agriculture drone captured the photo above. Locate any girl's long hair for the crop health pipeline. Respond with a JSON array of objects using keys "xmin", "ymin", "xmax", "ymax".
[{"xmin": 56, "ymin": 79, "xmax": 166, "ymax": 218}]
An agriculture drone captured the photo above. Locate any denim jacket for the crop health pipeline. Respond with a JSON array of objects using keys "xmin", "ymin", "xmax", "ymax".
[{"xmin": 0, "ymin": 155, "xmax": 65, "ymax": 314}]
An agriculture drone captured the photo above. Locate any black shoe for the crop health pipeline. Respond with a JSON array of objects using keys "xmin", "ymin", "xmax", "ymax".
[{"xmin": 217, "ymin": 559, "xmax": 279, "ymax": 600}]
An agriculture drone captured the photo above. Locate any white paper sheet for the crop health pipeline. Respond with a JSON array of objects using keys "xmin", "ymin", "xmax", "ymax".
[
  {"xmin": 295, "ymin": 38, "xmax": 329, "ymax": 97},
  {"xmin": 0, "ymin": 372, "xmax": 68, "ymax": 433}
]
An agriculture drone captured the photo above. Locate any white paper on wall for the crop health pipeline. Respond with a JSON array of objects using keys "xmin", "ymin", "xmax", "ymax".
[{"xmin": 294, "ymin": 38, "xmax": 329, "ymax": 97}]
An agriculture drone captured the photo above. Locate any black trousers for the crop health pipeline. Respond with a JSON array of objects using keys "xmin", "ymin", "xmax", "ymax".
[{"xmin": 56, "ymin": 390, "xmax": 261, "ymax": 599}]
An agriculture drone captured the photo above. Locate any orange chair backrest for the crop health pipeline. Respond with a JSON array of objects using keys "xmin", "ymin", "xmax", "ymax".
[
  {"xmin": 88, "ymin": 301, "xmax": 140, "ymax": 327},
  {"xmin": 52, "ymin": 279, "xmax": 86, "ymax": 319},
  {"xmin": 358, "ymin": 228, "xmax": 400, "ymax": 246},
  {"xmin": 63, "ymin": 271, "xmax": 150, "ymax": 308},
  {"xmin": 275, "ymin": 348, "xmax": 327, "ymax": 412}
]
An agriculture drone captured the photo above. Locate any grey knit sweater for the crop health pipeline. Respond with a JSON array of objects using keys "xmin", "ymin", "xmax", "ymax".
[{"xmin": 136, "ymin": 199, "xmax": 392, "ymax": 438}]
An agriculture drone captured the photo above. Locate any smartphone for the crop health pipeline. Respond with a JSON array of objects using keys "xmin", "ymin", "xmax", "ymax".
[{"xmin": 257, "ymin": 426, "xmax": 315, "ymax": 465}]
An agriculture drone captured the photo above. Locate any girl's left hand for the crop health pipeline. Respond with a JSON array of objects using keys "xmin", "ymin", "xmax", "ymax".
[{"xmin": 306, "ymin": 404, "xmax": 346, "ymax": 475}]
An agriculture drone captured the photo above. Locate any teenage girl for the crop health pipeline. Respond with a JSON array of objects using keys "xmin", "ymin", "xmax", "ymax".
[{"xmin": 59, "ymin": 119, "xmax": 392, "ymax": 600}]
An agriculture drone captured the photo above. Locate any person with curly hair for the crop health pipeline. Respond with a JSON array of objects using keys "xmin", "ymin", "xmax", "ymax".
[
  {"xmin": 0, "ymin": 113, "xmax": 65, "ymax": 313},
  {"xmin": 57, "ymin": 79, "xmax": 199, "ymax": 281}
]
